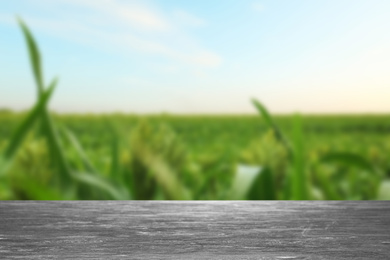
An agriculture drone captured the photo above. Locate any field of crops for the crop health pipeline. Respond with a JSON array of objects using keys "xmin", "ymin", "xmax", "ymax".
[
  {"xmin": 1, "ymin": 111, "xmax": 390, "ymax": 200},
  {"xmin": 0, "ymin": 19, "xmax": 389, "ymax": 200}
]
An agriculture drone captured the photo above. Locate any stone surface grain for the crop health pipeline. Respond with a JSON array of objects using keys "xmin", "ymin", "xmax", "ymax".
[{"xmin": 0, "ymin": 201, "xmax": 389, "ymax": 259}]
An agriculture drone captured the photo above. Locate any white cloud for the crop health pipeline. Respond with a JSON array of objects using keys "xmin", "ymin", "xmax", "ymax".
[
  {"xmin": 50, "ymin": 0, "xmax": 171, "ymax": 32},
  {"xmin": 10, "ymin": 0, "xmax": 221, "ymax": 68}
]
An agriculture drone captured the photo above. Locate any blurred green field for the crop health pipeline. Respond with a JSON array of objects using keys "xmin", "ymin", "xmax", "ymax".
[
  {"xmin": 1, "ymin": 111, "xmax": 390, "ymax": 200},
  {"xmin": 1, "ymin": 19, "xmax": 389, "ymax": 200}
]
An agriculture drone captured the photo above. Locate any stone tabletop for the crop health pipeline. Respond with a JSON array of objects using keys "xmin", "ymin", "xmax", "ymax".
[{"xmin": 0, "ymin": 201, "xmax": 389, "ymax": 259}]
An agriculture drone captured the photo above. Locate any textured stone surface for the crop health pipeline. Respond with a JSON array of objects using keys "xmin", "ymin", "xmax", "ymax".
[{"xmin": 0, "ymin": 201, "xmax": 389, "ymax": 259}]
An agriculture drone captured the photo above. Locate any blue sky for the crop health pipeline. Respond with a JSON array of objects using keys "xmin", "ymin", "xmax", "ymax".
[{"xmin": 1, "ymin": 0, "xmax": 390, "ymax": 114}]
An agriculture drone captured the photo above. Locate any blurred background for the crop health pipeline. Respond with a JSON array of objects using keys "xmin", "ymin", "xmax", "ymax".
[{"xmin": 1, "ymin": 0, "xmax": 390, "ymax": 200}]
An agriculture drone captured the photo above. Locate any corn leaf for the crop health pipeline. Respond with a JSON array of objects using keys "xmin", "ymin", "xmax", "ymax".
[
  {"xmin": 72, "ymin": 172, "xmax": 129, "ymax": 200},
  {"xmin": 2, "ymin": 84, "xmax": 55, "ymax": 164},
  {"xmin": 231, "ymin": 164, "xmax": 262, "ymax": 199},
  {"xmin": 252, "ymin": 99, "xmax": 293, "ymax": 157},
  {"xmin": 291, "ymin": 114, "xmax": 308, "ymax": 200},
  {"xmin": 110, "ymin": 127, "xmax": 120, "ymax": 181},
  {"xmin": 247, "ymin": 167, "xmax": 276, "ymax": 200},
  {"xmin": 232, "ymin": 164, "xmax": 276, "ymax": 200},
  {"xmin": 137, "ymin": 147, "xmax": 191, "ymax": 200},
  {"xmin": 17, "ymin": 17, "xmax": 44, "ymax": 95},
  {"xmin": 63, "ymin": 128, "xmax": 98, "ymax": 174}
]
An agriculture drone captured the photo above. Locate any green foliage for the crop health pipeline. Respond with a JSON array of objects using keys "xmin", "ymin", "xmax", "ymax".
[
  {"xmin": 0, "ymin": 84, "xmax": 55, "ymax": 176},
  {"xmin": 5, "ymin": 137, "xmax": 61, "ymax": 199},
  {"xmin": 252, "ymin": 99, "xmax": 293, "ymax": 157},
  {"xmin": 232, "ymin": 165, "xmax": 276, "ymax": 200},
  {"xmin": 17, "ymin": 17, "xmax": 44, "ymax": 94},
  {"xmin": 321, "ymin": 152, "xmax": 377, "ymax": 173},
  {"xmin": 0, "ymin": 18, "xmax": 389, "ymax": 200},
  {"xmin": 291, "ymin": 114, "xmax": 308, "ymax": 200},
  {"xmin": 129, "ymin": 122, "xmax": 192, "ymax": 199}
]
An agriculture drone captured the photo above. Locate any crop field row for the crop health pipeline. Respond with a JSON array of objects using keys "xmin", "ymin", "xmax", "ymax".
[{"xmin": 1, "ymin": 111, "xmax": 390, "ymax": 200}]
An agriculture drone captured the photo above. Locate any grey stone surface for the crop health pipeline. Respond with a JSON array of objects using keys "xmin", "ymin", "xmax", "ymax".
[{"xmin": 0, "ymin": 201, "xmax": 389, "ymax": 259}]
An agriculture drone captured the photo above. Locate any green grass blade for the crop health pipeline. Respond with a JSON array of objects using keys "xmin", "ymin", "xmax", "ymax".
[
  {"xmin": 291, "ymin": 114, "xmax": 308, "ymax": 200},
  {"xmin": 231, "ymin": 164, "xmax": 262, "ymax": 199},
  {"xmin": 43, "ymin": 112, "xmax": 72, "ymax": 184},
  {"xmin": 2, "ymin": 84, "xmax": 55, "ymax": 161},
  {"xmin": 148, "ymin": 156, "xmax": 191, "ymax": 200},
  {"xmin": 251, "ymin": 99, "xmax": 293, "ymax": 157},
  {"xmin": 231, "ymin": 165, "xmax": 276, "ymax": 200},
  {"xmin": 110, "ymin": 134, "xmax": 120, "ymax": 179},
  {"xmin": 36, "ymin": 79, "xmax": 74, "ymax": 185},
  {"xmin": 63, "ymin": 128, "xmax": 98, "ymax": 174},
  {"xmin": 102, "ymin": 118, "xmax": 122, "ymax": 180},
  {"xmin": 252, "ymin": 99, "xmax": 275, "ymax": 129},
  {"xmin": 17, "ymin": 17, "xmax": 44, "ymax": 95},
  {"xmin": 106, "ymin": 120, "xmax": 121, "ymax": 180},
  {"xmin": 18, "ymin": 17, "xmax": 73, "ymax": 186},
  {"xmin": 248, "ymin": 167, "xmax": 276, "ymax": 200},
  {"xmin": 137, "ymin": 147, "xmax": 191, "ymax": 200},
  {"xmin": 72, "ymin": 172, "xmax": 128, "ymax": 200}
]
